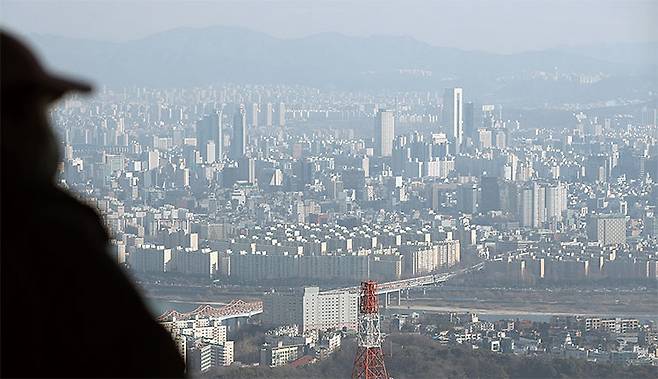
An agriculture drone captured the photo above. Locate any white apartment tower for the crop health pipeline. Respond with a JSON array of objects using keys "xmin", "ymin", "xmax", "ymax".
[
  {"xmin": 518, "ymin": 182, "xmax": 567, "ymax": 228},
  {"xmin": 545, "ymin": 182, "xmax": 568, "ymax": 223},
  {"xmin": 263, "ymin": 287, "xmax": 358, "ymax": 332}
]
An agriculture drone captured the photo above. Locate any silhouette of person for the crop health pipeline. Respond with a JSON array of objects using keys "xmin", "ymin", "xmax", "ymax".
[{"xmin": 1, "ymin": 30, "xmax": 185, "ymax": 378}]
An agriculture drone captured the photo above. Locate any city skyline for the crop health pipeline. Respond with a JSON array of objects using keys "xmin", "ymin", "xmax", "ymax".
[
  {"xmin": 44, "ymin": 81, "xmax": 658, "ymax": 375},
  {"xmin": 2, "ymin": 2, "xmax": 658, "ymax": 377}
]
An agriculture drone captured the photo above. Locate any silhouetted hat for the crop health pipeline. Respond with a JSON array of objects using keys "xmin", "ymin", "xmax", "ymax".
[{"xmin": 1, "ymin": 30, "xmax": 92, "ymax": 100}]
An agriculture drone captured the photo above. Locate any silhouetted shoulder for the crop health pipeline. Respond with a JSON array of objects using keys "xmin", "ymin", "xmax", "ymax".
[
  {"xmin": 36, "ymin": 186, "xmax": 110, "ymax": 235},
  {"xmin": 1, "ymin": 185, "xmax": 186, "ymax": 378}
]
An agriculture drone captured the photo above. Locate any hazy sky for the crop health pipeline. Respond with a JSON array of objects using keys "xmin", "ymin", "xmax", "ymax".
[{"xmin": 1, "ymin": 0, "xmax": 656, "ymax": 53}]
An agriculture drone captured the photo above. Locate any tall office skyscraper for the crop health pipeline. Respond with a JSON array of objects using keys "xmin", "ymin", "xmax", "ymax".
[
  {"xmin": 443, "ymin": 87, "xmax": 463, "ymax": 154},
  {"xmin": 463, "ymin": 101, "xmax": 475, "ymax": 140},
  {"xmin": 196, "ymin": 111, "xmax": 222, "ymax": 163},
  {"xmin": 210, "ymin": 112, "xmax": 222, "ymax": 161},
  {"xmin": 196, "ymin": 119, "xmax": 209, "ymax": 158},
  {"xmin": 374, "ymin": 109, "xmax": 395, "ymax": 157},
  {"xmin": 231, "ymin": 105, "xmax": 247, "ymax": 160}
]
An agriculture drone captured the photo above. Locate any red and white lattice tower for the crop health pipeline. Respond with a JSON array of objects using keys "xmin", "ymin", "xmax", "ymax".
[{"xmin": 352, "ymin": 280, "xmax": 389, "ymax": 379}]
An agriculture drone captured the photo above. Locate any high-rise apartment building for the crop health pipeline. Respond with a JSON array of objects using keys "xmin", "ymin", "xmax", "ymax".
[
  {"xmin": 457, "ymin": 183, "xmax": 478, "ymax": 214},
  {"xmin": 545, "ymin": 182, "xmax": 568, "ymax": 223},
  {"xmin": 266, "ymin": 102, "xmax": 273, "ymax": 127},
  {"xmin": 518, "ymin": 183, "xmax": 543, "ymax": 228},
  {"xmin": 374, "ymin": 109, "xmax": 395, "ymax": 157},
  {"xmin": 443, "ymin": 87, "xmax": 463, "ymax": 154},
  {"xmin": 587, "ymin": 214, "xmax": 627, "ymax": 245},
  {"xmin": 278, "ymin": 102, "xmax": 286, "ymax": 127},
  {"xmin": 161, "ymin": 314, "xmax": 234, "ymax": 373},
  {"xmin": 644, "ymin": 210, "xmax": 658, "ymax": 237},
  {"xmin": 128, "ymin": 245, "xmax": 172, "ymax": 273},
  {"xmin": 147, "ymin": 149, "xmax": 160, "ymax": 170},
  {"xmin": 263, "ymin": 287, "xmax": 358, "ymax": 332},
  {"xmin": 518, "ymin": 182, "xmax": 567, "ymax": 228},
  {"xmin": 251, "ymin": 103, "xmax": 259, "ymax": 127},
  {"xmin": 204, "ymin": 141, "xmax": 216, "ymax": 164},
  {"xmin": 533, "ymin": 183, "xmax": 546, "ymax": 229},
  {"xmin": 519, "ymin": 186, "xmax": 534, "ymax": 227}
]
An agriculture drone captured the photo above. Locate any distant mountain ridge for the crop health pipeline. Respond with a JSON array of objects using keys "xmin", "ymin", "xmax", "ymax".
[{"xmin": 25, "ymin": 25, "xmax": 658, "ymax": 104}]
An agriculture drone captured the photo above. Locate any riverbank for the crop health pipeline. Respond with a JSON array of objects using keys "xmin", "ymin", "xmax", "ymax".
[
  {"xmin": 387, "ymin": 304, "xmax": 658, "ymax": 322},
  {"xmin": 390, "ymin": 285, "xmax": 658, "ymax": 321}
]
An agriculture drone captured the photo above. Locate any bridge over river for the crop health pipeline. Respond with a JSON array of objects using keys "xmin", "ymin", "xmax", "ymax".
[{"xmin": 157, "ymin": 262, "xmax": 485, "ymax": 321}]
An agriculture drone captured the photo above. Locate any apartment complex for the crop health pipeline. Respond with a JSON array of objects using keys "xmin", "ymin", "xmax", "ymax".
[
  {"xmin": 161, "ymin": 316, "xmax": 234, "ymax": 374},
  {"xmin": 263, "ymin": 287, "xmax": 358, "ymax": 332}
]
